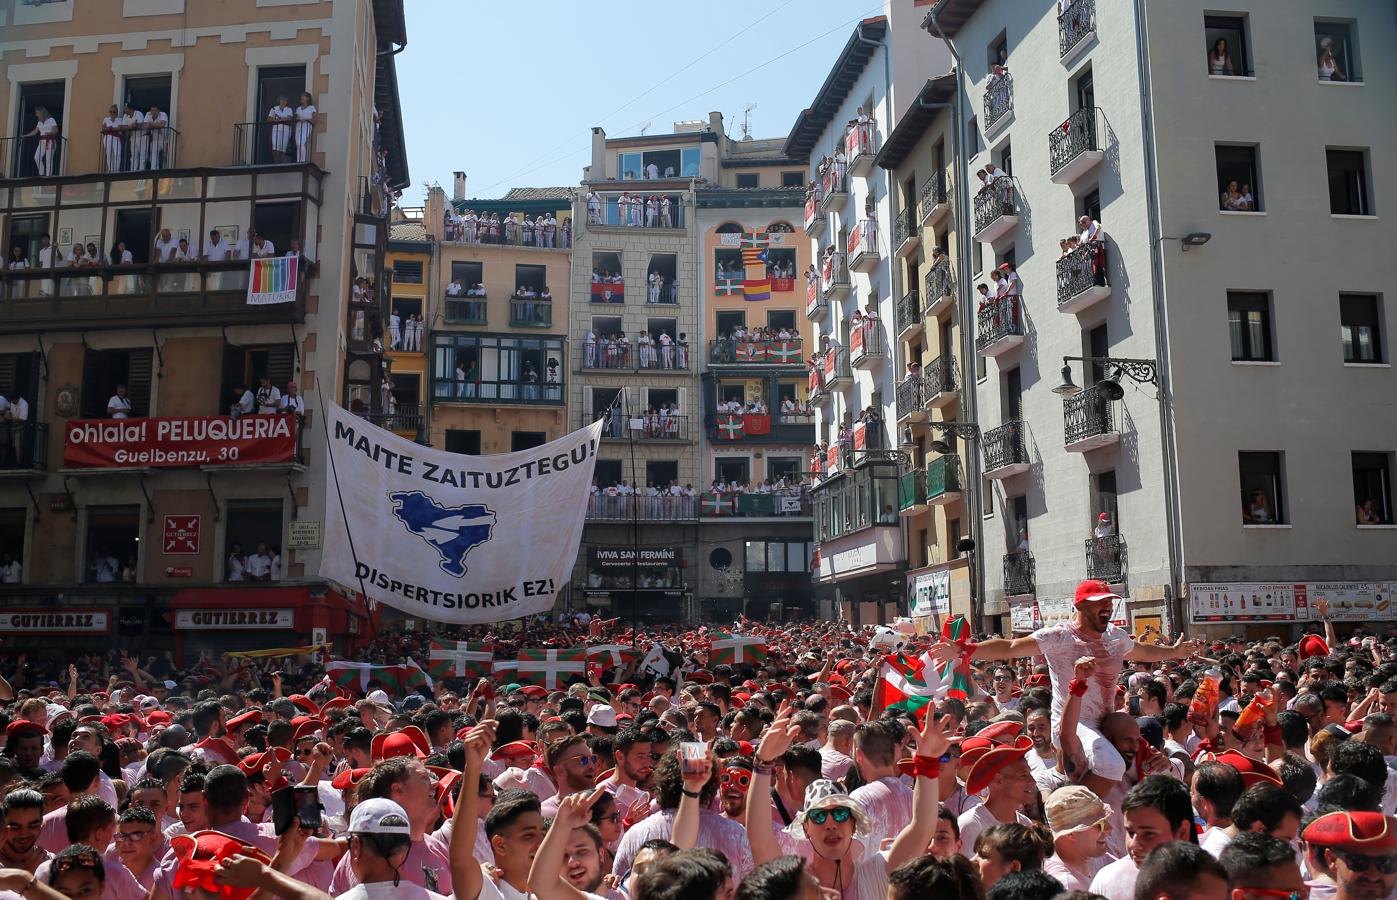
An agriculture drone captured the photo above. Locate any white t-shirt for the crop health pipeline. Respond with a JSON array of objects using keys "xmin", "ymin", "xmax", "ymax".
[
  {"xmin": 1088, "ymin": 855, "xmax": 1139, "ymax": 900},
  {"xmin": 1031, "ymin": 622, "xmax": 1134, "ymax": 732},
  {"xmin": 341, "ymin": 884, "xmax": 450, "ymax": 900},
  {"xmin": 245, "ymin": 553, "xmax": 271, "ymax": 578},
  {"xmin": 958, "ymin": 804, "xmax": 1033, "ymax": 856},
  {"xmin": 108, "ymin": 395, "xmax": 132, "ymax": 418},
  {"xmin": 203, "ymin": 238, "xmax": 231, "ymax": 261},
  {"xmin": 1200, "ymin": 825, "xmax": 1233, "ymax": 859}
]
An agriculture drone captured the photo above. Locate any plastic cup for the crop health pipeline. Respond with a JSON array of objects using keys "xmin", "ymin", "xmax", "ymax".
[{"xmin": 679, "ymin": 741, "xmax": 709, "ymax": 776}]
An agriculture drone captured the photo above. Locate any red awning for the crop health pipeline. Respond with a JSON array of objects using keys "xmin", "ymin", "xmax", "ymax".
[{"xmin": 171, "ymin": 586, "xmax": 313, "ymax": 609}]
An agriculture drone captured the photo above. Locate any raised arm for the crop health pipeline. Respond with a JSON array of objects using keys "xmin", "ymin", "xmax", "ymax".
[
  {"xmin": 671, "ymin": 750, "xmax": 716, "ymax": 850},
  {"xmin": 450, "ymin": 720, "xmax": 495, "ymax": 900},
  {"xmin": 927, "ymin": 635, "xmax": 1040, "ymax": 666},
  {"xmin": 1125, "ymin": 634, "xmax": 1201, "ymax": 662},
  {"xmin": 745, "ymin": 703, "xmax": 800, "ymax": 867},
  {"xmin": 528, "ymin": 789, "xmax": 604, "ymax": 900},
  {"xmin": 884, "ymin": 712, "xmax": 951, "ymax": 872}
]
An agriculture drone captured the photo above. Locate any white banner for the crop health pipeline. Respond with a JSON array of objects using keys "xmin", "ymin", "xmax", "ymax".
[
  {"xmin": 320, "ymin": 403, "xmax": 603, "ymax": 623},
  {"xmin": 910, "ymin": 569, "xmax": 950, "ymax": 618}
]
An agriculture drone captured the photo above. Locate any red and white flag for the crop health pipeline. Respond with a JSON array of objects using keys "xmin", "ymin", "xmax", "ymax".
[{"xmin": 516, "ymin": 648, "xmax": 586, "ymax": 689}]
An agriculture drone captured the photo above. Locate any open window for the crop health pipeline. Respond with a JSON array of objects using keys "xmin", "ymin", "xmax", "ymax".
[
  {"xmin": 1204, "ymin": 14, "xmax": 1252, "ymax": 76},
  {"xmin": 12, "ymin": 80, "xmax": 65, "ymax": 178},
  {"xmin": 766, "ymin": 248, "xmax": 796, "ymax": 287},
  {"xmin": 1216, "ymin": 145, "xmax": 1262, "ymax": 211},
  {"xmin": 1239, "ymin": 451, "xmax": 1286, "ymax": 525},
  {"xmin": 221, "ymin": 343, "xmax": 295, "ymax": 414},
  {"xmin": 251, "ymin": 65, "xmax": 307, "ymax": 165},
  {"xmin": 591, "ymin": 315, "xmax": 624, "ymax": 339},
  {"xmin": 445, "ymin": 430, "xmax": 480, "ymax": 455},
  {"xmin": 85, "ymin": 506, "xmax": 140, "ymax": 584},
  {"xmin": 450, "ymin": 261, "xmax": 483, "ymax": 294},
  {"xmin": 1327, "ymin": 148, "xmax": 1372, "ymax": 216},
  {"xmin": 715, "ymin": 457, "xmax": 750, "ymax": 485},
  {"xmin": 515, "ymin": 263, "xmax": 547, "ymax": 295},
  {"xmin": 1315, "ymin": 20, "xmax": 1360, "ymax": 82},
  {"xmin": 594, "ymin": 459, "xmax": 623, "ymax": 487},
  {"xmin": 224, "ymin": 499, "xmax": 283, "ymax": 582},
  {"xmin": 645, "ymin": 460, "xmax": 679, "ymax": 489},
  {"xmin": 1353, "ymin": 453, "xmax": 1393, "ymax": 525},
  {"xmin": 716, "ymin": 310, "xmax": 745, "ymax": 338},
  {"xmin": 511, "ymin": 432, "xmax": 546, "ymax": 451},
  {"xmin": 767, "ymin": 457, "xmax": 802, "ymax": 482},
  {"xmin": 647, "ymin": 253, "xmax": 678, "ymax": 304},
  {"xmin": 590, "ymin": 251, "xmax": 623, "ymax": 303},
  {"xmin": 80, "ymin": 348, "xmax": 154, "ymax": 418},
  {"xmin": 767, "ymin": 310, "xmax": 797, "ymax": 332}
]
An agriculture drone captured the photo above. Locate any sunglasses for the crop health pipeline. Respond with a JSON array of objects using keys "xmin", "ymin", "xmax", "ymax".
[
  {"xmin": 806, "ymin": 806, "xmax": 853, "ymax": 826},
  {"xmin": 568, "ymin": 754, "xmax": 599, "ymax": 767},
  {"xmin": 939, "ymin": 751, "xmax": 961, "ymax": 764},
  {"xmin": 1230, "ymin": 891, "xmax": 1306, "ymax": 900},
  {"xmin": 115, "ymin": 830, "xmax": 152, "ymax": 842},
  {"xmin": 53, "ymin": 850, "xmax": 101, "ymax": 873},
  {"xmin": 721, "ymin": 770, "xmax": 751, "ymax": 790},
  {"xmin": 1332, "ymin": 850, "xmax": 1397, "ymax": 875}
]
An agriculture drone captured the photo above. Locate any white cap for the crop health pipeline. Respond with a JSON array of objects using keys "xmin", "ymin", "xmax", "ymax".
[
  {"xmin": 366, "ymin": 689, "xmax": 392, "ymax": 706},
  {"xmin": 587, "ymin": 706, "xmax": 618, "ymax": 728},
  {"xmin": 348, "ymin": 798, "xmax": 412, "ymax": 835},
  {"xmin": 162, "ymin": 680, "xmax": 179, "ymax": 690}
]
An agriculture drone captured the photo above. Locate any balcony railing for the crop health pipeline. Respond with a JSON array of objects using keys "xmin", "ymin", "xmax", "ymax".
[
  {"xmin": 2, "ymin": 135, "xmax": 68, "ymax": 179},
  {"xmin": 98, "ymin": 128, "xmax": 180, "ymax": 174},
  {"xmin": 1056, "ymin": 242, "xmax": 1109, "ymax": 309},
  {"xmin": 820, "ymin": 165, "xmax": 849, "ymax": 206},
  {"xmin": 895, "ymin": 290, "xmax": 921, "ymax": 336},
  {"xmin": 1059, "ymin": 0, "xmax": 1097, "ymax": 59},
  {"xmin": 233, "ymin": 122, "xmax": 316, "ymax": 167},
  {"xmin": 926, "ymin": 453, "xmax": 963, "ymax": 502},
  {"xmin": 577, "ymin": 339, "xmax": 691, "ymax": 372},
  {"xmin": 893, "ymin": 207, "xmax": 918, "ymax": 253},
  {"xmin": 444, "ymin": 297, "xmax": 487, "ymax": 325},
  {"xmin": 590, "ymin": 192, "xmax": 685, "ymax": 230},
  {"xmin": 976, "ymin": 295, "xmax": 1024, "ymax": 354},
  {"xmin": 821, "ymin": 253, "xmax": 849, "ymax": 297},
  {"xmin": 703, "ymin": 490, "xmax": 812, "ymax": 518},
  {"xmin": 973, "ymin": 179, "xmax": 1017, "ymax": 237},
  {"xmin": 898, "ymin": 468, "xmax": 927, "ymax": 512},
  {"xmin": 707, "ymin": 338, "xmax": 804, "ymax": 366},
  {"xmin": 847, "ymin": 220, "xmax": 879, "ymax": 267},
  {"xmin": 850, "ymin": 320, "xmax": 884, "ymax": 367},
  {"xmin": 804, "ymin": 187, "xmax": 824, "ymax": 235},
  {"xmin": 821, "ymin": 346, "xmax": 852, "ymax": 385},
  {"xmin": 587, "ymin": 494, "xmax": 698, "ymax": 522},
  {"xmin": 896, "ymin": 377, "xmax": 926, "ymax": 421},
  {"xmin": 1049, "ymin": 106, "xmax": 1104, "ymax": 180},
  {"xmin": 0, "ymin": 422, "xmax": 48, "ymax": 471},
  {"xmin": 983, "ymin": 420, "xmax": 1029, "ymax": 475},
  {"xmin": 924, "ymin": 354, "xmax": 958, "ymax": 401},
  {"xmin": 1086, "ymin": 534, "xmax": 1126, "ymax": 584},
  {"xmin": 806, "ymin": 279, "xmax": 827, "ymax": 320},
  {"xmin": 984, "ymin": 73, "xmax": 1014, "ymax": 132},
  {"xmin": 1064, "ymin": 383, "xmax": 1119, "ymax": 448},
  {"xmin": 918, "ymin": 175, "xmax": 948, "ymax": 223},
  {"xmin": 433, "ymin": 376, "xmax": 563, "ymax": 405},
  {"xmin": 509, "ymin": 299, "xmax": 552, "ymax": 328},
  {"xmin": 598, "ymin": 411, "xmax": 690, "ymax": 442},
  {"xmin": 1003, "ymin": 549, "xmax": 1035, "ymax": 596},
  {"xmin": 925, "ymin": 264, "xmax": 955, "ymax": 309},
  {"xmin": 442, "ymin": 219, "xmax": 568, "ymax": 249},
  {"xmin": 359, "ymin": 404, "xmax": 422, "ymax": 435}
]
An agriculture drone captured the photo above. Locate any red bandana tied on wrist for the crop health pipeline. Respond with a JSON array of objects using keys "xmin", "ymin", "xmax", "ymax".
[
  {"xmin": 896, "ymin": 755, "xmax": 943, "ymax": 779},
  {"xmin": 938, "ymin": 615, "xmax": 975, "ymax": 701}
]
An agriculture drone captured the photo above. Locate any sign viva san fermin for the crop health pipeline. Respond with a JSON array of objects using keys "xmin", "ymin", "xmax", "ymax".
[
  {"xmin": 63, "ymin": 415, "xmax": 298, "ymax": 468},
  {"xmin": 319, "ymin": 401, "xmax": 602, "ymax": 625}
]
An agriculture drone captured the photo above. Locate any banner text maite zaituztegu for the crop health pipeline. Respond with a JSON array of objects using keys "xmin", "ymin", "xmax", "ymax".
[{"xmin": 333, "ymin": 420, "xmax": 596, "ymax": 488}]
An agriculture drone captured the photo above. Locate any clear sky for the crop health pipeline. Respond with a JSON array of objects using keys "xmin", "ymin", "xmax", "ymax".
[{"xmin": 397, "ymin": 0, "xmax": 884, "ymax": 204}]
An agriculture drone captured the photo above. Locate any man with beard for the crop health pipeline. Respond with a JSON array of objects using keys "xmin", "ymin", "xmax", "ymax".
[
  {"xmin": 932, "ymin": 579, "xmax": 1198, "ymax": 801},
  {"xmin": 539, "ymin": 736, "xmax": 599, "ymax": 818},
  {"xmin": 0, "ymin": 790, "xmax": 46, "ymax": 872},
  {"xmin": 598, "ymin": 728, "xmax": 654, "ymax": 816},
  {"xmin": 717, "ymin": 759, "xmax": 752, "ymax": 825},
  {"xmin": 188, "ymin": 701, "xmax": 239, "ymax": 767},
  {"xmin": 1023, "ymin": 707, "xmax": 1062, "ymax": 797},
  {"xmin": 4, "ymin": 722, "xmax": 45, "ymax": 780}
]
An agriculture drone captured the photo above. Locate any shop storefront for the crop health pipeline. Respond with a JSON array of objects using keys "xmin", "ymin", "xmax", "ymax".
[
  {"xmin": 815, "ymin": 525, "xmax": 905, "ymax": 626},
  {"xmin": 1189, "ymin": 581, "xmax": 1395, "ymax": 639},
  {"xmin": 580, "ymin": 547, "xmax": 688, "ymax": 621},
  {"xmin": 170, "ymin": 586, "xmax": 370, "ymax": 660}
]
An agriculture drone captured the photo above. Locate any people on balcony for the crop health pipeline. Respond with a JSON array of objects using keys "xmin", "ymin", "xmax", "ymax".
[
  {"xmin": 1208, "ymin": 39, "xmax": 1235, "ymax": 76},
  {"xmin": 779, "ymin": 397, "xmax": 814, "ymax": 421},
  {"xmin": 845, "ymin": 106, "xmax": 875, "ymax": 155},
  {"xmin": 101, "ymin": 105, "xmax": 124, "ymax": 171},
  {"xmin": 1242, "ymin": 488, "xmax": 1275, "ymax": 525},
  {"xmin": 294, "ymin": 92, "xmax": 316, "ymax": 163},
  {"xmin": 267, "ymin": 95, "xmax": 294, "ymax": 162},
  {"xmin": 1357, "ymin": 498, "xmax": 1383, "ymax": 525},
  {"xmin": 1220, "ymin": 180, "xmax": 1255, "ymax": 212},
  {"xmin": 1317, "ymin": 37, "xmax": 1346, "ymax": 81},
  {"xmin": 279, "ymin": 381, "xmax": 305, "ymax": 416},
  {"xmin": 2, "ymin": 391, "xmax": 29, "ymax": 468},
  {"xmin": 988, "ymin": 64, "xmax": 1009, "ymax": 88},
  {"xmin": 586, "ymin": 190, "xmax": 602, "ymax": 224},
  {"xmin": 24, "ymin": 106, "xmax": 60, "ymax": 177},
  {"xmin": 1093, "ymin": 511, "xmax": 1114, "ymax": 539},
  {"xmin": 997, "ymin": 262, "xmax": 1021, "ymax": 298},
  {"xmin": 977, "ymin": 163, "xmax": 1012, "ymax": 200}
]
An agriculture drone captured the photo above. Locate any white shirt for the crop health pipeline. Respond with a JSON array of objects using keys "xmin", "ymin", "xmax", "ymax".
[
  {"xmin": 1088, "ymin": 855, "xmax": 1138, "ymax": 900},
  {"xmin": 8, "ymin": 398, "xmax": 28, "ymax": 423},
  {"xmin": 37, "ymin": 246, "xmax": 57, "ymax": 268},
  {"xmin": 957, "ymin": 803, "xmax": 1032, "ymax": 855},
  {"xmin": 1, "ymin": 563, "xmax": 20, "ymax": 584},
  {"xmin": 154, "ymin": 236, "xmax": 178, "ymax": 262},
  {"xmin": 255, "ymin": 385, "xmax": 281, "ymax": 414},
  {"xmin": 108, "ymin": 395, "xmax": 132, "ymax": 418},
  {"xmin": 339, "ymin": 883, "xmax": 449, "ymax": 900},
  {"xmin": 234, "ymin": 390, "xmax": 254, "ymax": 414},
  {"xmin": 1031, "ymin": 622, "xmax": 1134, "ymax": 733},
  {"xmin": 36, "ymin": 117, "xmax": 58, "ymax": 138},
  {"xmin": 250, "ymin": 239, "xmax": 276, "ymax": 258},
  {"xmin": 280, "ymin": 394, "xmax": 305, "ymax": 414},
  {"xmin": 203, "ymin": 238, "xmax": 231, "ymax": 261},
  {"xmin": 245, "ymin": 553, "xmax": 271, "ymax": 578}
]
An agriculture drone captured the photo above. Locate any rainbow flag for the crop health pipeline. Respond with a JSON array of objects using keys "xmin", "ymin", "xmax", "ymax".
[{"xmin": 247, "ymin": 256, "xmax": 299, "ymax": 305}]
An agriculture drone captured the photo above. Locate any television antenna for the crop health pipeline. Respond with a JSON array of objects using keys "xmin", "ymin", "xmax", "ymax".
[
  {"xmin": 638, "ymin": 121, "xmax": 652, "ymax": 136},
  {"xmin": 740, "ymin": 103, "xmax": 756, "ymax": 140}
]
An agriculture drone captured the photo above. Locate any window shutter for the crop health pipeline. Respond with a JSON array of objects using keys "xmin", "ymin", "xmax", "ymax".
[
  {"xmin": 126, "ymin": 349, "xmax": 154, "ymax": 417},
  {"xmin": 0, "ymin": 356, "xmax": 17, "ymax": 398},
  {"xmin": 267, "ymin": 345, "xmax": 295, "ymax": 388}
]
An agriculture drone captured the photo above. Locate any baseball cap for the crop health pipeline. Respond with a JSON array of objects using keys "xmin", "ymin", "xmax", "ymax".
[
  {"xmin": 366, "ymin": 690, "xmax": 392, "ymax": 706},
  {"xmin": 348, "ymin": 798, "xmax": 412, "ymax": 836},
  {"xmin": 587, "ymin": 707, "xmax": 618, "ymax": 729}
]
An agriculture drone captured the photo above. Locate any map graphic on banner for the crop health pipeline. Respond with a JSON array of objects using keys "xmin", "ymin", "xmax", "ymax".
[{"xmin": 319, "ymin": 402, "xmax": 602, "ymax": 624}]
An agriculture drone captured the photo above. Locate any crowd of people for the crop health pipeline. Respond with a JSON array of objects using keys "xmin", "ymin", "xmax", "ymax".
[
  {"xmin": 5, "ymin": 587, "xmax": 1397, "ymax": 900},
  {"xmin": 583, "ymin": 331, "xmax": 689, "ymax": 371},
  {"xmin": 585, "ymin": 192, "xmax": 677, "ymax": 229},
  {"xmin": 225, "ymin": 542, "xmax": 283, "ymax": 583},
  {"xmin": 443, "ymin": 211, "xmax": 569, "ymax": 249}
]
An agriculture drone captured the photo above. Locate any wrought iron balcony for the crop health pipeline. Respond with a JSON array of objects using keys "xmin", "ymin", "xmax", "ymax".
[
  {"xmin": 976, "ymin": 295, "xmax": 1025, "ymax": 357},
  {"xmin": 820, "ymin": 166, "xmax": 848, "ymax": 211},
  {"xmin": 0, "ymin": 422, "xmax": 48, "ymax": 472},
  {"xmin": 97, "ymin": 128, "xmax": 181, "ymax": 174},
  {"xmin": 1058, "ymin": 0, "xmax": 1097, "ymax": 61},
  {"xmin": 587, "ymin": 494, "xmax": 698, "ymax": 522},
  {"xmin": 1003, "ymin": 549, "xmax": 1035, "ymax": 597},
  {"xmin": 850, "ymin": 321, "xmax": 884, "ymax": 369},
  {"xmin": 984, "ymin": 73, "xmax": 1014, "ymax": 134},
  {"xmin": 598, "ymin": 411, "xmax": 690, "ymax": 442},
  {"xmin": 1086, "ymin": 534, "xmax": 1127, "ymax": 584},
  {"xmin": 846, "ymin": 122, "xmax": 877, "ymax": 177},
  {"xmin": 926, "ymin": 453, "xmax": 963, "ymax": 505},
  {"xmin": 822, "ymin": 346, "xmax": 852, "ymax": 390},
  {"xmin": 707, "ymin": 337, "xmax": 805, "ymax": 366},
  {"xmin": 576, "ymin": 339, "xmax": 691, "ymax": 372},
  {"xmin": 1063, "ymin": 382, "xmax": 1120, "ymax": 452},
  {"xmin": 444, "ymin": 297, "xmax": 487, "ymax": 325},
  {"xmin": 806, "ymin": 279, "xmax": 828, "ymax": 321},
  {"xmin": 1, "ymin": 135, "xmax": 68, "ymax": 179},
  {"xmin": 896, "ymin": 377, "xmax": 926, "ymax": 423},
  {"xmin": 1049, "ymin": 107, "xmax": 1105, "ymax": 184},
  {"xmin": 509, "ymin": 299, "xmax": 552, "ymax": 328},
  {"xmin": 925, "ymin": 264, "xmax": 956, "ymax": 317},
  {"xmin": 1056, "ymin": 242, "xmax": 1110, "ymax": 313},
  {"xmin": 360, "ymin": 403, "xmax": 423, "ymax": 435},
  {"xmin": 848, "ymin": 220, "xmax": 879, "ymax": 273},
  {"xmin": 919, "ymin": 174, "xmax": 950, "ymax": 225},
  {"xmin": 894, "ymin": 207, "xmax": 919, "ymax": 258},
  {"xmin": 821, "ymin": 253, "xmax": 850, "ymax": 300},
  {"xmin": 973, "ymin": 179, "xmax": 1018, "ymax": 242},
  {"xmin": 982, "ymin": 420, "xmax": 1030, "ymax": 479},
  {"xmin": 923, "ymin": 354, "xmax": 958, "ymax": 408},
  {"xmin": 895, "ymin": 289, "xmax": 922, "ymax": 339},
  {"xmin": 898, "ymin": 467, "xmax": 928, "ymax": 515}
]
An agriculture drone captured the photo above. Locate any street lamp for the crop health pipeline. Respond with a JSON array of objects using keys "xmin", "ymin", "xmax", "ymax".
[
  {"xmin": 926, "ymin": 420, "xmax": 981, "ymax": 455},
  {"xmin": 1053, "ymin": 356, "xmax": 1160, "ymax": 398}
]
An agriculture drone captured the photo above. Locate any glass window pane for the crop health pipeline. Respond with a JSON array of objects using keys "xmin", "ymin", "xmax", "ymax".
[
  {"xmin": 786, "ymin": 543, "xmax": 803, "ymax": 572},
  {"xmin": 157, "ymin": 176, "xmax": 202, "ymax": 199},
  {"xmin": 1228, "ymin": 310, "xmax": 1245, "ymax": 359},
  {"xmin": 747, "ymin": 541, "xmax": 766, "ymax": 572},
  {"xmin": 257, "ymin": 171, "xmax": 303, "ymax": 196},
  {"xmin": 206, "ymin": 174, "xmax": 252, "ymax": 197},
  {"xmin": 681, "ymin": 148, "xmax": 700, "ymax": 177},
  {"xmin": 59, "ymin": 182, "xmax": 104, "ymax": 205},
  {"xmin": 107, "ymin": 178, "xmax": 153, "ymax": 204}
]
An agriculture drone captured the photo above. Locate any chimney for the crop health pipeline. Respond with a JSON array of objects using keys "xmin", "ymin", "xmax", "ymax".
[
  {"xmin": 590, "ymin": 127, "xmax": 607, "ymax": 180},
  {"xmin": 709, "ymin": 111, "xmax": 724, "ymax": 138},
  {"xmin": 452, "ymin": 171, "xmax": 467, "ymax": 202}
]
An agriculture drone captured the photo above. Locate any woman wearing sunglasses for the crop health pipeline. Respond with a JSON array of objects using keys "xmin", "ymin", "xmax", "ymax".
[{"xmin": 741, "ymin": 701, "xmax": 951, "ymax": 900}]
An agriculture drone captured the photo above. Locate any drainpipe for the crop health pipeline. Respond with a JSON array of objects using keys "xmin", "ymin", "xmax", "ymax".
[
  {"xmin": 1132, "ymin": 0, "xmax": 1185, "ymax": 629},
  {"xmin": 925, "ymin": 6, "xmax": 987, "ymax": 630}
]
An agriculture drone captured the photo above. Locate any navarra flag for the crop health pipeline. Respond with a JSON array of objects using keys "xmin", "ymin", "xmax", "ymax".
[
  {"xmin": 716, "ymin": 414, "xmax": 745, "ymax": 441},
  {"xmin": 935, "ymin": 615, "xmax": 975, "ymax": 700},
  {"xmin": 326, "ymin": 659, "xmax": 433, "ymax": 695},
  {"xmin": 516, "ymin": 648, "xmax": 586, "ymax": 689},
  {"xmin": 587, "ymin": 644, "xmax": 639, "ymax": 670},
  {"xmin": 710, "ymin": 633, "xmax": 768, "ymax": 666},
  {"xmin": 743, "ymin": 414, "xmax": 771, "ymax": 436},
  {"xmin": 872, "ymin": 652, "xmax": 936, "ymax": 722},
  {"xmin": 701, "ymin": 492, "xmax": 734, "ymax": 516},
  {"xmin": 427, "ymin": 641, "xmax": 494, "ymax": 680}
]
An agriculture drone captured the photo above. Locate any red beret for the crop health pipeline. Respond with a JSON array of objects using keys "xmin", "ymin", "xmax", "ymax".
[
  {"xmin": 370, "ymin": 725, "xmax": 429, "ymax": 762},
  {"xmin": 170, "ymin": 831, "xmax": 271, "ymax": 900},
  {"xmin": 237, "ymin": 747, "xmax": 291, "ymax": 778},
  {"xmin": 488, "ymin": 741, "xmax": 538, "ymax": 765},
  {"xmin": 1203, "ymin": 750, "xmax": 1284, "ymax": 788},
  {"xmin": 289, "ymin": 695, "xmax": 320, "ymax": 715},
  {"xmin": 145, "ymin": 710, "xmax": 172, "ymax": 727},
  {"xmin": 318, "ymin": 697, "xmax": 353, "ymax": 715},
  {"xmin": 519, "ymin": 685, "xmax": 548, "ymax": 699},
  {"xmin": 5, "ymin": 721, "xmax": 45, "ymax": 740},
  {"xmin": 1024, "ymin": 674, "xmax": 1050, "ymax": 688},
  {"xmin": 1303, "ymin": 811, "xmax": 1397, "ymax": 854},
  {"xmin": 976, "ymin": 721, "xmax": 1025, "ymax": 744}
]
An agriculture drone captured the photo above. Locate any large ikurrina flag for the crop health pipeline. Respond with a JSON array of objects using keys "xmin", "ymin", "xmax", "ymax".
[{"xmin": 320, "ymin": 401, "xmax": 603, "ymax": 624}]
